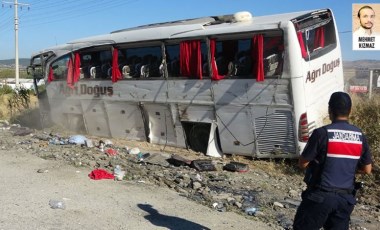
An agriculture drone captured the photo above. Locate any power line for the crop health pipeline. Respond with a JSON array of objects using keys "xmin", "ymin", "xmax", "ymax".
[{"xmin": 1, "ymin": 0, "xmax": 140, "ymax": 30}]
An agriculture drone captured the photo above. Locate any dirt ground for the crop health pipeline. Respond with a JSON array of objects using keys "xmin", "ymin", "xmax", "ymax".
[
  {"xmin": 0, "ymin": 140, "xmax": 271, "ymax": 230},
  {"xmin": 0, "ymin": 119, "xmax": 379, "ymax": 230}
]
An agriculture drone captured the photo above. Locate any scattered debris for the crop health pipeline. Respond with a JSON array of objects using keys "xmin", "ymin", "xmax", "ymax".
[
  {"xmin": 273, "ymin": 201, "xmax": 284, "ymax": 208},
  {"xmin": 105, "ymin": 148, "xmax": 118, "ymax": 156},
  {"xmin": 245, "ymin": 207, "xmax": 257, "ymax": 216},
  {"xmin": 223, "ymin": 161, "xmax": 249, "ymax": 173},
  {"xmin": 168, "ymin": 154, "xmax": 192, "ymax": 167},
  {"xmin": 137, "ymin": 152, "xmax": 151, "ymax": 162},
  {"xmin": 88, "ymin": 169, "xmax": 115, "ymax": 180},
  {"xmin": 143, "ymin": 152, "xmax": 171, "ymax": 167},
  {"xmin": 68, "ymin": 135, "xmax": 87, "ymax": 145},
  {"xmin": 113, "ymin": 165, "xmax": 125, "ymax": 181},
  {"xmin": 49, "ymin": 199, "xmax": 66, "ymax": 210},
  {"xmin": 37, "ymin": 168, "xmax": 49, "ymax": 173},
  {"xmin": 0, "ymin": 124, "xmax": 377, "ymax": 230},
  {"xmin": 84, "ymin": 139, "xmax": 94, "ymax": 148},
  {"xmin": 11, "ymin": 126, "xmax": 33, "ymax": 136},
  {"xmin": 191, "ymin": 159, "xmax": 216, "ymax": 171},
  {"xmin": 128, "ymin": 147, "xmax": 141, "ymax": 155}
]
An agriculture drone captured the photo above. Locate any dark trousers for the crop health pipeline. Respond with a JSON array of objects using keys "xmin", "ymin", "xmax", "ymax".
[{"xmin": 293, "ymin": 189, "xmax": 355, "ymax": 230}]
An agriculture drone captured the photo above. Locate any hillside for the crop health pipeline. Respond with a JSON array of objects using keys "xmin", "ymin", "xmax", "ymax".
[
  {"xmin": 0, "ymin": 58, "xmax": 30, "ymax": 68},
  {"xmin": 343, "ymin": 60, "xmax": 380, "ymax": 69}
]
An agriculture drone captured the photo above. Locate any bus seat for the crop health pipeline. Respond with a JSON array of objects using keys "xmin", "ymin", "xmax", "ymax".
[
  {"xmin": 134, "ymin": 63, "xmax": 142, "ymax": 77},
  {"xmin": 264, "ymin": 54, "xmax": 280, "ymax": 76},
  {"xmin": 79, "ymin": 67, "xmax": 84, "ymax": 79},
  {"xmin": 236, "ymin": 54, "xmax": 251, "ymax": 75},
  {"xmin": 140, "ymin": 65, "xmax": 149, "ymax": 78},
  {"xmin": 227, "ymin": 61, "xmax": 237, "ymax": 76},
  {"xmin": 107, "ymin": 67, "xmax": 112, "ymax": 78},
  {"xmin": 101, "ymin": 64, "xmax": 108, "ymax": 74},
  {"xmin": 159, "ymin": 63, "xmax": 165, "ymax": 77},
  {"xmin": 90, "ymin": 67, "xmax": 97, "ymax": 78},
  {"xmin": 122, "ymin": 65, "xmax": 132, "ymax": 78}
]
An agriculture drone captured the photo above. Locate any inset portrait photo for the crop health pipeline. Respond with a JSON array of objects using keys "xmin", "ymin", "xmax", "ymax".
[{"xmin": 353, "ymin": 4, "xmax": 380, "ymax": 50}]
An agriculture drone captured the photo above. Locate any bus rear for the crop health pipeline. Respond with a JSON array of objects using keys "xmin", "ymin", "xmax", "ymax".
[{"xmin": 287, "ymin": 9, "xmax": 344, "ymax": 149}]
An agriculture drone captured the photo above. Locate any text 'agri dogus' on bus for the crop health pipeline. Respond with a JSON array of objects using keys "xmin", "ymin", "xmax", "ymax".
[{"xmin": 28, "ymin": 9, "xmax": 344, "ymax": 158}]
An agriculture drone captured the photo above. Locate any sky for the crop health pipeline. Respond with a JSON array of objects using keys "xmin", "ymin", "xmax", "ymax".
[{"xmin": 0, "ymin": 0, "xmax": 379, "ymax": 61}]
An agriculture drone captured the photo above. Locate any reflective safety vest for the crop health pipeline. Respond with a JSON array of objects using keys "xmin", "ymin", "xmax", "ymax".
[{"xmin": 319, "ymin": 125, "xmax": 363, "ymax": 189}]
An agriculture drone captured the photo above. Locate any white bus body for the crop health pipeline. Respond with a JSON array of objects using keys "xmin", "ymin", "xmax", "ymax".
[{"xmin": 28, "ymin": 9, "xmax": 343, "ymax": 158}]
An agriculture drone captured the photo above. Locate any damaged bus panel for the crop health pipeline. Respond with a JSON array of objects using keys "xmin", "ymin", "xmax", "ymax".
[{"xmin": 28, "ymin": 9, "xmax": 344, "ymax": 158}]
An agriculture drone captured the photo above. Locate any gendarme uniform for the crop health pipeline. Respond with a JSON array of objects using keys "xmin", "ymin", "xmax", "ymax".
[{"xmin": 293, "ymin": 120, "xmax": 372, "ymax": 229}]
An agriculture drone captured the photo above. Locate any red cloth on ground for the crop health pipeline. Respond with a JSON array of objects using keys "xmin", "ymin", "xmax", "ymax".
[
  {"xmin": 105, "ymin": 148, "xmax": 118, "ymax": 156},
  {"xmin": 88, "ymin": 169, "xmax": 115, "ymax": 180}
]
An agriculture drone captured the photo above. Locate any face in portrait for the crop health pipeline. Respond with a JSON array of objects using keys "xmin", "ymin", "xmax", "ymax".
[
  {"xmin": 359, "ymin": 7, "xmax": 375, "ymax": 30},
  {"xmin": 353, "ymin": 4, "xmax": 380, "ymax": 37}
]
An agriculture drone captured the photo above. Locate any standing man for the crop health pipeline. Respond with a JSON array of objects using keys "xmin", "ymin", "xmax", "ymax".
[
  {"xmin": 293, "ymin": 92, "xmax": 372, "ymax": 230},
  {"xmin": 353, "ymin": 5, "xmax": 377, "ymax": 36}
]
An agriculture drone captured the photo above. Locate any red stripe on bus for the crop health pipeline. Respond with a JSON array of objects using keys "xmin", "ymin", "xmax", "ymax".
[{"xmin": 327, "ymin": 142, "xmax": 362, "ymax": 156}]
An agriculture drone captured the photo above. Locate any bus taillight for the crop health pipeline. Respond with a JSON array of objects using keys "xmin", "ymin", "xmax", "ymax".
[{"xmin": 298, "ymin": 113, "xmax": 310, "ymax": 142}]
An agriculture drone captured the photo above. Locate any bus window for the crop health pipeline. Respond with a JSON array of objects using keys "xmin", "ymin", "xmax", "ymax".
[
  {"xmin": 120, "ymin": 46, "xmax": 162, "ymax": 78},
  {"xmin": 200, "ymin": 42, "xmax": 209, "ymax": 77},
  {"xmin": 80, "ymin": 51, "xmax": 101, "ymax": 79},
  {"xmin": 51, "ymin": 55, "xmax": 70, "ymax": 80},
  {"xmin": 263, "ymin": 36, "xmax": 284, "ymax": 77},
  {"xmin": 166, "ymin": 44, "xmax": 180, "ymax": 77},
  {"xmin": 81, "ymin": 54, "xmax": 92, "ymax": 79},
  {"xmin": 213, "ymin": 38, "xmax": 251, "ymax": 78},
  {"xmin": 99, "ymin": 50, "xmax": 112, "ymax": 79},
  {"xmin": 78, "ymin": 49, "xmax": 112, "ymax": 79},
  {"xmin": 166, "ymin": 41, "xmax": 208, "ymax": 79},
  {"xmin": 234, "ymin": 39, "xmax": 252, "ymax": 77},
  {"xmin": 213, "ymin": 34, "xmax": 283, "ymax": 79},
  {"xmin": 293, "ymin": 10, "xmax": 337, "ymax": 60}
]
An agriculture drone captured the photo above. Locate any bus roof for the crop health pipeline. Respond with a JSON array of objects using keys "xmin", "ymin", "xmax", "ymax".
[{"xmin": 32, "ymin": 9, "xmax": 329, "ymax": 57}]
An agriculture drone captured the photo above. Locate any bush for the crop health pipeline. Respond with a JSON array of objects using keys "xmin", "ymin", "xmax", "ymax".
[
  {"xmin": 350, "ymin": 94, "xmax": 380, "ymax": 158},
  {"xmin": 0, "ymin": 85, "xmax": 14, "ymax": 95},
  {"xmin": 7, "ymin": 87, "xmax": 31, "ymax": 118}
]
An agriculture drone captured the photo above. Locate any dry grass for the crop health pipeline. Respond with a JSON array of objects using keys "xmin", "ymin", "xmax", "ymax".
[
  {"xmin": 350, "ymin": 94, "xmax": 380, "ymax": 197},
  {"xmin": 351, "ymin": 94, "xmax": 380, "ymax": 158},
  {"xmin": 0, "ymin": 92, "xmax": 38, "ymax": 122}
]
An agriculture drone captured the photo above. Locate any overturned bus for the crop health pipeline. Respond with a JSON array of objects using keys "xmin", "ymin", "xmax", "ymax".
[{"xmin": 28, "ymin": 9, "xmax": 344, "ymax": 158}]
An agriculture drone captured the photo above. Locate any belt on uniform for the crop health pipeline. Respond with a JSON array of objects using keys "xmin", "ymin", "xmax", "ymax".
[{"xmin": 313, "ymin": 185, "xmax": 353, "ymax": 195}]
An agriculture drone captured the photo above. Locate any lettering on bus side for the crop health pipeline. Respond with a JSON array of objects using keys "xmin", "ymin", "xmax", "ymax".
[
  {"xmin": 305, "ymin": 58, "xmax": 341, "ymax": 83},
  {"xmin": 59, "ymin": 84, "xmax": 113, "ymax": 97}
]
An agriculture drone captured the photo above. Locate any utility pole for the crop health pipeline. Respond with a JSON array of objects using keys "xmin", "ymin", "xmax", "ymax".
[{"xmin": 2, "ymin": 0, "xmax": 29, "ymax": 87}]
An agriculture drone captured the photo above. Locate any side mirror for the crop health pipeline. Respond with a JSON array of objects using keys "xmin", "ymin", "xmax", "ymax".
[{"xmin": 26, "ymin": 66, "xmax": 33, "ymax": 75}]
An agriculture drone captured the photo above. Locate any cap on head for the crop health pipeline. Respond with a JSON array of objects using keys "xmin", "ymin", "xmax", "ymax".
[{"xmin": 328, "ymin": 92, "xmax": 352, "ymax": 116}]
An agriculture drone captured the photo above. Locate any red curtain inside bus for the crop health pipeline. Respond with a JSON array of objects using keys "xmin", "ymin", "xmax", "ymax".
[
  {"xmin": 66, "ymin": 53, "xmax": 80, "ymax": 88},
  {"xmin": 66, "ymin": 53, "xmax": 81, "ymax": 88},
  {"xmin": 313, "ymin": 27, "xmax": 325, "ymax": 50},
  {"xmin": 252, "ymin": 34, "xmax": 264, "ymax": 82},
  {"xmin": 180, "ymin": 40, "xmax": 202, "ymax": 79},
  {"xmin": 66, "ymin": 58, "xmax": 74, "ymax": 88},
  {"xmin": 48, "ymin": 66, "xmax": 54, "ymax": 83},
  {"xmin": 112, "ymin": 48, "xmax": 122, "ymax": 83},
  {"xmin": 297, "ymin": 31, "xmax": 308, "ymax": 58},
  {"xmin": 73, "ymin": 53, "xmax": 81, "ymax": 83},
  {"xmin": 210, "ymin": 39, "xmax": 224, "ymax": 81}
]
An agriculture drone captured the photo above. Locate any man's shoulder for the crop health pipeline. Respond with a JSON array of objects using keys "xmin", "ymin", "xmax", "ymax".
[
  {"xmin": 326, "ymin": 122, "xmax": 363, "ymax": 132},
  {"xmin": 311, "ymin": 126, "xmax": 328, "ymax": 137}
]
